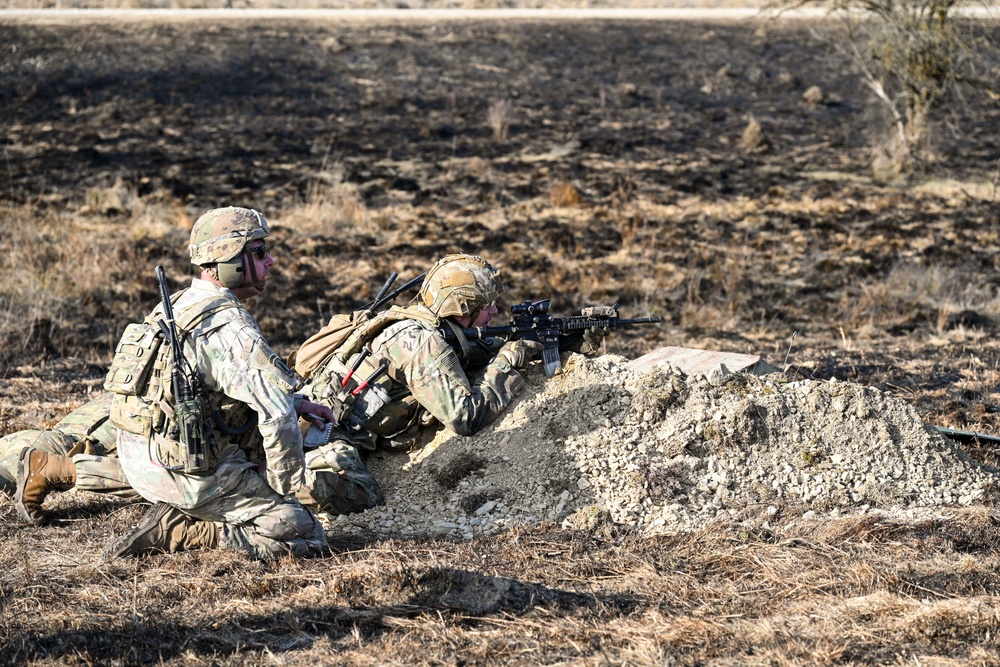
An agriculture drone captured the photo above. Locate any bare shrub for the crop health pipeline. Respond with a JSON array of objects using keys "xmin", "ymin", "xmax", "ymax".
[
  {"xmin": 487, "ymin": 98, "xmax": 513, "ymax": 143},
  {"xmin": 767, "ymin": 0, "xmax": 995, "ymax": 174}
]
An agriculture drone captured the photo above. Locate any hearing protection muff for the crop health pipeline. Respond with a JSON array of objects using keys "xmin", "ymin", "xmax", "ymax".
[
  {"xmin": 216, "ymin": 245, "xmax": 266, "ymax": 292},
  {"xmin": 216, "ymin": 255, "xmax": 247, "ymax": 288}
]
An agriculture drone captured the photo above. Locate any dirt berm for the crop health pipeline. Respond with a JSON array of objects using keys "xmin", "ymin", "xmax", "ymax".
[{"xmin": 326, "ymin": 353, "xmax": 998, "ymax": 538}]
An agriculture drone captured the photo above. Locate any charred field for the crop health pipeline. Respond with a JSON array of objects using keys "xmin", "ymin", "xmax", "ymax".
[{"xmin": 3, "ymin": 13, "xmax": 1000, "ymax": 665}]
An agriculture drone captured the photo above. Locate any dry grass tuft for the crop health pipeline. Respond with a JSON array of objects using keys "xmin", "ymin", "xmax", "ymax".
[
  {"xmin": 739, "ymin": 116, "xmax": 770, "ymax": 153},
  {"xmin": 284, "ymin": 164, "xmax": 375, "ymax": 237},
  {"xmin": 549, "ymin": 181, "xmax": 582, "ymax": 207}
]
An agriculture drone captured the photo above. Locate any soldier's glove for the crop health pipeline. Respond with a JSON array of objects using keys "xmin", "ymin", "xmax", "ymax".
[
  {"xmin": 581, "ymin": 326, "xmax": 610, "ymax": 354},
  {"xmin": 496, "ymin": 339, "xmax": 545, "ymax": 370},
  {"xmin": 574, "ymin": 306, "xmax": 617, "ymax": 355}
]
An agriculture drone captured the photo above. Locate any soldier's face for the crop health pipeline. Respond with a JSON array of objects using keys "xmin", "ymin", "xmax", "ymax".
[
  {"xmin": 248, "ymin": 243, "xmax": 274, "ymax": 279},
  {"xmin": 231, "ymin": 242, "xmax": 274, "ymax": 300},
  {"xmin": 471, "ymin": 301, "xmax": 498, "ymax": 327}
]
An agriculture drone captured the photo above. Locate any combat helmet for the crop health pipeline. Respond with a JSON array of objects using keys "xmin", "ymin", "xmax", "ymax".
[
  {"xmin": 417, "ymin": 254, "xmax": 503, "ymax": 318},
  {"xmin": 188, "ymin": 207, "xmax": 270, "ymax": 267}
]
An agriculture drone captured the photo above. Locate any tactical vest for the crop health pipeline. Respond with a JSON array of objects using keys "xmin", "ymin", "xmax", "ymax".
[
  {"xmin": 307, "ymin": 304, "xmax": 444, "ymax": 450},
  {"xmin": 104, "ymin": 290, "xmax": 243, "ymax": 470}
]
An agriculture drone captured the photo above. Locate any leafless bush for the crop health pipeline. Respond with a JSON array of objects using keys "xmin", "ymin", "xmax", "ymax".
[{"xmin": 768, "ymin": 0, "xmax": 996, "ymax": 174}]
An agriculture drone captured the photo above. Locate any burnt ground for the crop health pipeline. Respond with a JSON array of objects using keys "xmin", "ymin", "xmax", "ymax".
[
  {"xmin": 3, "ymin": 14, "xmax": 1000, "ymax": 665},
  {"xmin": 3, "ymin": 16, "xmax": 1000, "ymax": 436}
]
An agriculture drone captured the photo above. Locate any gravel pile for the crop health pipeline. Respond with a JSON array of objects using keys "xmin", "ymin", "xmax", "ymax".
[{"xmin": 326, "ymin": 354, "xmax": 999, "ymax": 538}]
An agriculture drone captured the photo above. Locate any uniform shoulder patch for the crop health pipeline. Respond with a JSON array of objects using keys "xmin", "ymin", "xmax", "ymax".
[{"xmin": 249, "ymin": 342, "xmax": 299, "ymax": 392}]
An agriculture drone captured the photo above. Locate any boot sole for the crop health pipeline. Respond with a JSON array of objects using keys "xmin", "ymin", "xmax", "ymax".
[
  {"xmin": 102, "ymin": 502, "xmax": 172, "ymax": 561},
  {"xmin": 14, "ymin": 447, "xmax": 47, "ymax": 527}
]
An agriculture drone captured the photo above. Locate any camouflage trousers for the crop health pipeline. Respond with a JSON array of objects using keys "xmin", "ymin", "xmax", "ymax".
[
  {"xmin": 0, "ymin": 430, "xmax": 135, "ymax": 498},
  {"xmin": 118, "ymin": 431, "xmax": 327, "ymax": 560},
  {"xmin": 297, "ymin": 439, "xmax": 384, "ymax": 516}
]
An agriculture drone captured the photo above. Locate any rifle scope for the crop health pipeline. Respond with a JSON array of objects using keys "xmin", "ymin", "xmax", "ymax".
[{"xmin": 511, "ymin": 299, "xmax": 550, "ymax": 316}]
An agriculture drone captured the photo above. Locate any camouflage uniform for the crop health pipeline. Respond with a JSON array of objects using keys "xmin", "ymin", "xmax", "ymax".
[
  {"xmin": 299, "ymin": 254, "xmax": 530, "ymax": 516},
  {"xmin": 115, "ymin": 278, "xmax": 326, "ymax": 559},
  {"xmin": 110, "ymin": 207, "xmax": 325, "ymax": 560},
  {"xmin": 0, "ymin": 393, "xmax": 133, "ymax": 498}
]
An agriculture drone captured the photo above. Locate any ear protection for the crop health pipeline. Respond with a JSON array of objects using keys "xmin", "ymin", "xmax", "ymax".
[{"xmin": 217, "ymin": 256, "xmax": 247, "ymax": 288}]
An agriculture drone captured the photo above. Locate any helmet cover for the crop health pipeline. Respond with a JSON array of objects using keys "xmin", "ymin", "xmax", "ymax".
[
  {"xmin": 417, "ymin": 254, "xmax": 503, "ymax": 318},
  {"xmin": 188, "ymin": 207, "xmax": 270, "ymax": 266}
]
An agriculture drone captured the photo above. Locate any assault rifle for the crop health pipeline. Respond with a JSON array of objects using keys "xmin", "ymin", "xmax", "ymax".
[
  {"xmin": 445, "ymin": 299, "xmax": 663, "ymax": 376},
  {"xmin": 155, "ymin": 266, "xmax": 209, "ymax": 474}
]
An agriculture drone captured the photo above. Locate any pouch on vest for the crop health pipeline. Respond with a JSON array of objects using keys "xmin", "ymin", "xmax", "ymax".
[
  {"xmin": 110, "ymin": 393, "xmax": 164, "ymax": 436},
  {"xmin": 103, "ymin": 321, "xmax": 163, "ymax": 396}
]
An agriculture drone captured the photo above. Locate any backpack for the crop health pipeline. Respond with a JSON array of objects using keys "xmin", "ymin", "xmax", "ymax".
[
  {"xmin": 289, "ymin": 305, "xmax": 440, "ymax": 379},
  {"xmin": 288, "ymin": 310, "xmax": 374, "ymax": 379}
]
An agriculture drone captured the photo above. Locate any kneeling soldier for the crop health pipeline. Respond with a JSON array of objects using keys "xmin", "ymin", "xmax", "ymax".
[{"xmin": 103, "ymin": 207, "xmax": 334, "ymax": 560}]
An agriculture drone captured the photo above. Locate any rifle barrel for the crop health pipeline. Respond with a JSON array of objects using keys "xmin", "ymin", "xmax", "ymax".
[
  {"xmin": 364, "ymin": 271, "xmax": 427, "ymax": 311},
  {"xmin": 374, "ymin": 271, "xmax": 398, "ymax": 303}
]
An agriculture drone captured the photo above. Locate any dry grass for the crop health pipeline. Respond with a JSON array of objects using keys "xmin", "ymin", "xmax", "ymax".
[
  {"xmin": 3, "ymin": 497, "xmax": 1000, "ymax": 665},
  {"xmin": 835, "ymin": 262, "xmax": 1000, "ymax": 341},
  {"xmin": 283, "ymin": 164, "xmax": 377, "ymax": 237},
  {"xmin": 0, "ymin": 186, "xmax": 193, "ymax": 365},
  {"xmin": 549, "ymin": 181, "xmax": 582, "ymax": 208}
]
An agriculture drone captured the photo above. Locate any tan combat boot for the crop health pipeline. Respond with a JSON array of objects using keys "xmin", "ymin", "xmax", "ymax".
[
  {"xmin": 15, "ymin": 447, "xmax": 78, "ymax": 526},
  {"xmin": 102, "ymin": 502, "xmax": 220, "ymax": 560}
]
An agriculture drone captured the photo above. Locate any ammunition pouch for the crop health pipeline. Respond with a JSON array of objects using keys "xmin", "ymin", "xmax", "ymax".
[
  {"xmin": 314, "ymin": 353, "xmax": 406, "ymax": 450},
  {"xmin": 110, "ymin": 393, "xmax": 165, "ymax": 437},
  {"xmin": 104, "ymin": 321, "xmax": 164, "ymax": 397},
  {"xmin": 106, "ymin": 318, "xmax": 173, "ymax": 439}
]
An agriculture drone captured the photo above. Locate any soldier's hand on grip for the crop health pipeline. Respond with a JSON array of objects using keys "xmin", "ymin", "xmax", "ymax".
[
  {"xmin": 497, "ymin": 339, "xmax": 544, "ymax": 370},
  {"xmin": 581, "ymin": 326, "xmax": 610, "ymax": 354}
]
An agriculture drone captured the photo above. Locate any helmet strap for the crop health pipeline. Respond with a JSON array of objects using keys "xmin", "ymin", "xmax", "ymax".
[{"xmin": 243, "ymin": 247, "xmax": 267, "ymax": 293}]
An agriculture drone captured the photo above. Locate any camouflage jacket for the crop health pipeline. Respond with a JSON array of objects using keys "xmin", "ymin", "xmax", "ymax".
[
  {"xmin": 306, "ymin": 305, "xmax": 521, "ymax": 449},
  {"xmin": 116, "ymin": 279, "xmax": 306, "ymax": 505}
]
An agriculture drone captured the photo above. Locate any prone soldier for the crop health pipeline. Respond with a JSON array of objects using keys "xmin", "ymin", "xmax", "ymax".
[{"xmin": 294, "ymin": 253, "xmax": 607, "ymax": 516}]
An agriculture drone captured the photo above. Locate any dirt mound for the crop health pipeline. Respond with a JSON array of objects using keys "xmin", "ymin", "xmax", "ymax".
[{"xmin": 328, "ymin": 354, "xmax": 999, "ymax": 538}]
